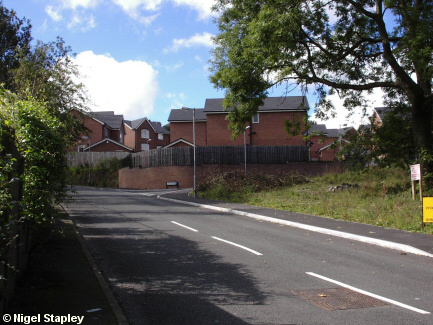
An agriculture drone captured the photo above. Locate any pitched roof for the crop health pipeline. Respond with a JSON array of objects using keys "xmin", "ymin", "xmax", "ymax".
[
  {"xmin": 91, "ymin": 111, "xmax": 123, "ymax": 130},
  {"xmin": 163, "ymin": 138, "xmax": 194, "ymax": 148},
  {"xmin": 373, "ymin": 107, "xmax": 391, "ymax": 122},
  {"xmin": 203, "ymin": 96, "xmax": 309, "ymax": 113},
  {"xmin": 125, "ymin": 118, "xmax": 170, "ymax": 134},
  {"xmin": 310, "ymin": 124, "xmax": 355, "ymax": 138},
  {"xmin": 168, "ymin": 109, "xmax": 207, "ymax": 122},
  {"xmin": 317, "ymin": 139, "xmax": 350, "ymax": 153},
  {"xmin": 150, "ymin": 121, "xmax": 170, "ymax": 134},
  {"xmin": 82, "ymin": 138, "xmax": 134, "ymax": 152}
]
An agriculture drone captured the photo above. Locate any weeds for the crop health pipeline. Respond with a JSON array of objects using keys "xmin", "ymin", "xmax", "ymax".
[{"xmin": 198, "ymin": 167, "xmax": 431, "ymax": 234}]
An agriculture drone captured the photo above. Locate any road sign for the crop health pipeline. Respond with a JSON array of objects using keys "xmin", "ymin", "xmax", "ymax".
[{"xmin": 423, "ymin": 197, "xmax": 433, "ymax": 223}]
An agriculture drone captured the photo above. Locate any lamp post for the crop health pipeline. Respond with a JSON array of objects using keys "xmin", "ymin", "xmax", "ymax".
[
  {"xmin": 244, "ymin": 126, "xmax": 250, "ymax": 176},
  {"xmin": 181, "ymin": 107, "xmax": 197, "ymax": 197},
  {"xmin": 82, "ymin": 136, "xmax": 91, "ymax": 185}
]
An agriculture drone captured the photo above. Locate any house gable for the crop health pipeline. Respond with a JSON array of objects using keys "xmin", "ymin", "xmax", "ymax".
[{"xmin": 82, "ymin": 138, "xmax": 133, "ymax": 152}]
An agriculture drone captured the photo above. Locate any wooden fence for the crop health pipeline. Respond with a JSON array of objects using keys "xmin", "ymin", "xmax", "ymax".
[
  {"xmin": 67, "ymin": 152, "xmax": 130, "ymax": 167},
  {"xmin": 121, "ymin": 146, "xmax": 309, "ymax": 169}
]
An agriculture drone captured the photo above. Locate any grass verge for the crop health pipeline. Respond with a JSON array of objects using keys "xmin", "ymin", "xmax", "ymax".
[{"xmin": 198, "ymin": 168, "xmax": 432, "ymax": 235}]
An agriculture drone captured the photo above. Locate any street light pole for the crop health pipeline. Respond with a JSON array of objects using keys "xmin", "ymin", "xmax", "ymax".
[
  {"xmin": 181, "ymin": 107, "xmax": 197, "ymax": 197},
  {"xmin": 193, "ymin": 108, "xmax": 197, "ymax": 197},
  {"xmin": 244, "ymin": 125, "xmax": 250, "ymax": 176}
]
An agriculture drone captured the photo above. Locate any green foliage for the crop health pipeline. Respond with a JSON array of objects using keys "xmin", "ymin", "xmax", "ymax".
[
  {"xmin": 1, "ymin": 90, "xmax": 69, "ymax": 222},
  {"xmin": 210, "ymin": 0, "xmax": 433, "ymax": 187},
  {"xmin": 12, "ymin": 37, "xmax": 88, "ymax": 145},
  {"xmin": 68, "ymin": 158, "xmax": 120, "ymax": 188},
  {"xmin": 0, "ymin": 1, "xmax": 32, "ymax": 90},
  {"xmin": 340, "ymin": 105, "xmax": 416, "ymax": 170},
  {"xmin": 201, "ymin": 168, "xmax": 429, "ymax": 233},
  {"xmin": 198, "ymin": 171, "xmax": 308, "ymax": 199}
]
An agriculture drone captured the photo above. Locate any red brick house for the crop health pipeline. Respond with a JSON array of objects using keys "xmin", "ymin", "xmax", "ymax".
[
  {"xmin": 308, "ymin": 124, "xmax": 355, "ymax": 161},
  {"xmin": 168, "ymin": 96, "xmax": 310, "ymax": 147},
  {"xmin": 124, "ymin": 118, "xmax": 170, "ymax": 151},
  {"xmin": 167, "ymin": 109, "xmax": 207, "ymax": 147},
  {"xmin": 73, "ymin": 111, "xmax": 133, "ymax": 152}
]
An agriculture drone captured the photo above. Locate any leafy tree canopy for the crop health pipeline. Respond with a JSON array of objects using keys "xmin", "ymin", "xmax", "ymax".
[
  {"xmin": 210, "ymin": 0, "xmax": 433, "ymax": 158},
  {"xmin": 0, "ymin": 0, "xmax": 32, "ymax": 90}
]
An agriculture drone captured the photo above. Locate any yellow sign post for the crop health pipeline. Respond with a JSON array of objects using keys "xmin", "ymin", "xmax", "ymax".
[{"xmin": 422, "ymin": 197, "xmax": 433, "ymax": 224}]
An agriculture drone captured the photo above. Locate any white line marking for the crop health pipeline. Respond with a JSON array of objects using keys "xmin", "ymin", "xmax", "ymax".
[
  {"xmin": 211, "ymin": 236, "xmax": 263, "ymax": 256},
  {"xmin": 306, "ymin": 272, "xmax": 431, "ymax": 315},
  {"xmin": 171, "ymin": 221, "xmax": 199, "ymax": 232},
  {"xmin": 158, "ymin": 195, "xmax": 433, "ymax": 258}
]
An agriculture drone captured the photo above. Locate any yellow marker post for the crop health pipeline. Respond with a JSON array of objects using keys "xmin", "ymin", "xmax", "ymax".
[{"xmin": 422, "ymin": 197, "xmax": 433, "ymax": 223}]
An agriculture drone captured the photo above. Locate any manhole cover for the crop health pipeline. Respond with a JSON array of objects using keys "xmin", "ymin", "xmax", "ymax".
[{"xmin": 291, "ymin": 288, "xmax": 389, "ymax": 310}]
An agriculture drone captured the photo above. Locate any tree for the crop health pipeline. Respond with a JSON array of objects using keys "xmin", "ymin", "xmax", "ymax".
[
  {"xmin": 340, "ymin": 105, "xmax": 415, "ymax": 169},
  {"xmin": 210, "ymin": 0, "xmax": 433, "ymax": 183},
  {"xmin": 0, "ymin": 0, "xmax": 32, "ymax": 90},
  {"xmin": 12, "ymin": 37, "xmax": 88, "ymax": 145}
]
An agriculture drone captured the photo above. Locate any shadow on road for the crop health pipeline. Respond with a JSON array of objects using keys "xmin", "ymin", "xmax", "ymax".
[{"xmin": 67, "ymin": 191, "xmax": 268, "ymax": 324}]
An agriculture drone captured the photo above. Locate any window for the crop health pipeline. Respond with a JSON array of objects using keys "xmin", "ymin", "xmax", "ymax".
[
  {"xmin": 157, "ymin": 146, "xmax": 163, "ymax": 149},
  {"xmin": 252, "ymin": 113, "xmax": 259, "ymax": 123},
  {"xmin": 141, "ymin": 129, "xmax": 149, "ymax": 139},
  {"xmin": 158, "ymin": 133, "xmax": 164, "ymax": 140},
  {"xmin": 141, "ymin": 143, "xmax": 150, "ymax": 151}
]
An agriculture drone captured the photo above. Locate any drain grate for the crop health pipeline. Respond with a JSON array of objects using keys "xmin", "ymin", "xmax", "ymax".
[{"xmin": 291, "ymin": 287, "xmax": 389, "ymax": 311}]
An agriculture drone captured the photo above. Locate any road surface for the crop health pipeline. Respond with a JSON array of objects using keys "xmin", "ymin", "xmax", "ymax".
[{"xmin": 64, "ymin": 187, "xmax": 433, "ymax": 325}]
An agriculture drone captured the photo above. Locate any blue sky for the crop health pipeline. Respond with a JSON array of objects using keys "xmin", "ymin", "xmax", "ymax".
[{"xmin": 3, "ymin": 0, "xmax": 382, "ymax": 128}]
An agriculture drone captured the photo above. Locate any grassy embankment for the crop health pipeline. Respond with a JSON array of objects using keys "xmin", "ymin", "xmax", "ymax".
[
  {"xmin": 197, "ymin": 168, "xmax": 433, "ymax": 235},
  {"xmin": 67, "ymin": 158, "xmax": 120, "ymax": 188}
]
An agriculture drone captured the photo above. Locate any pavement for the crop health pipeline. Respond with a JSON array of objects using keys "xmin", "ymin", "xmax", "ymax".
[{"xmin": 8, "ymin": 187, "xmax": 433, "ymax": 325}]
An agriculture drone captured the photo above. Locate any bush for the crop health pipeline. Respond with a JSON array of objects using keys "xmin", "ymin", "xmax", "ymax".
[
  {"xmin": 67, "ymin": 158, "xmax": 120, "ymax": 188},
  {"xmin": 197, "ymin": 171, "xmax": 308, "ymax": 195}
]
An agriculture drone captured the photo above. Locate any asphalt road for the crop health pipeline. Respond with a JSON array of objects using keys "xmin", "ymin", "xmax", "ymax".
[{"xmin": 64, "ymin": 187, "xmax": 433, "ymax": 325}]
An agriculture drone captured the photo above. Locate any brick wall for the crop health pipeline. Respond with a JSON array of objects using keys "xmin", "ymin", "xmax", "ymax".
[
  {"xmin": 119, "ymin": 165, "xmax": 194, "ymax": 189},
  {"xmin": 206, "ymin": 112, "xmax": 307, "ymax": 146},
  {"xmin": 74, "ymin": 116, "xmax": 104, "ymax": 150},
  {"xmin": 118, "ymin": 162, "xmax": 344, "ymax": 189},
  {"xmin": 124, "ymin": 125, "xmax": 135, "ymax": 149},
  {"xmin": 170, "ymin": 121, "xmax": 207, "ymax": 146}
]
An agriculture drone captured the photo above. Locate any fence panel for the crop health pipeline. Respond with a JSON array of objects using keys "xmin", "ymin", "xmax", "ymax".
[
  {"xmin": 120, "ymin": 146, "xmax": 309, "ymax": 169},
  {"xmin": 67, "ymin": 152, "xmax": 130, "ymax": 167}
]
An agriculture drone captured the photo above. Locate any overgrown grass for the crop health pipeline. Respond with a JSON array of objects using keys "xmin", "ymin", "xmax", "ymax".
[
  {"xmin": 198, "ymin": 168, "xmax": 432, "ymax": 234},
  {"xmin": 67, "ymin": 158, "xmax": 120, "ymax": 188}
]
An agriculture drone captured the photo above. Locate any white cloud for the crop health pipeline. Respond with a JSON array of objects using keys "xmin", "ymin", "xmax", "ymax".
[
  {"xmin": 165, "ymin": 62, "xmax": 184, "ymax": 72},
  {"xmin": 67, "ymin": 12, "xmax": 96, "ymax": 31},
  {"xmin": 111, "ymin": 0, "xmax": 162, "ymax": 24},
  {"xmin": 73, "ymin": 51, "xmax": 159, "ymax": 119},
  {"xmin": 45, "ymin": 6, "xmax": 63, "ymax": 21},
  {"xmin": 61, "ymin": 0, "xmax": 99, "ymax": 10},
  {"xmin": 312, "ymin": 88, "xmax": 385, "ymax": 129},
  {"xmin": 172, "ymin": 0, "xmax": 217, "ymax": 20},
  {"xmin": 112, "ymin": 0, "xmax": 163, "ymax": 12},
  {"xmin": 164, "ymin": 32, "xmax": 215, "ymax": 53}
]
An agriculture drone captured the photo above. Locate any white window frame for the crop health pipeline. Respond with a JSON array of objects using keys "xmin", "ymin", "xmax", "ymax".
[
  {"xmin": 252, "ymin": 113, "xmax": 259, "ymax": 123},
  {"xmin": 141, "ymin": 143, "xmax": 150, "ymax": 151},
  {"xmin": 141, "ymin": 129, "xmax": 150, "ymax": 139},
  {"xmin": 158, "ymin": 133, "xmax": 164, "ymax": 140}
]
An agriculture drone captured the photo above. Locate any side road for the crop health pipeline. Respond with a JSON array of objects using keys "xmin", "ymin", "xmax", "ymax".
[{"xmin": 158, "ymin": 189, "xmax": 433, "ymax": 257}]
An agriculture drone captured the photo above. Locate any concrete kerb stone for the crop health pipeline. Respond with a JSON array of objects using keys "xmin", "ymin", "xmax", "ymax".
[
  {"xmin": 62, "ymin": 207, "xmax": 129, "ymax": 325},
  {"xmin": 157, "ymin": 195, "xmax": 433, "ymax": 259}
]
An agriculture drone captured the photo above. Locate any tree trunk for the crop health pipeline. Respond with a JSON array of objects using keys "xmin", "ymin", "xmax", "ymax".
[{"xmin": 411, "ymin": 98, "xmax": 433, "ymax": 189}]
